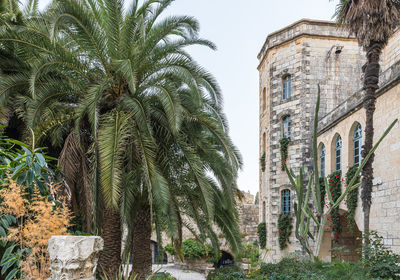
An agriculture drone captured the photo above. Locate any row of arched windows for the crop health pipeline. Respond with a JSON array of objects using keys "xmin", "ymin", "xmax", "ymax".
[
  {"xmin": 319, "ymin": 123, "xmax": 363, "ymax": 177},
  {"xmin": 280, "ymin": 123, "xmax": 363, "ymax": 215}
]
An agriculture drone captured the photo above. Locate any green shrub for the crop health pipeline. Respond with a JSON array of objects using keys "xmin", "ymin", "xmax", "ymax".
[
  {"xmin": 362, "ymin": 232, "xmax": 400, "ymax": 279},
  {"xmin": 238, "ymin": 243, "xmax": 260, "ymax": 267},
  {"xmin": 182, "ymin": 239, "xmax": 208, "ymax": 259},
  {"xmin": 164, "ymin": 243, "xmax": 175, "ymax": 256},
  {"xmin": 206, "ymin": 266, "xmax": 246, "ymax": 280},
  {"xmin": 259, "ymin": 257, "xmax": 317, "ymax": 278},
  {"xmin": 164, "ymin": 239, "xmax": 215, "ymax": 260},
  {"xmin": 256, "ymin": 257, "xmax": 372, "ymax": 280},
  {"xmin": 151, "ymin": 272, "xmax": 177, "ymax": 280},
  {"xmin": 257, "ymin": 222, "xmax": 267, "ymax": 248}
]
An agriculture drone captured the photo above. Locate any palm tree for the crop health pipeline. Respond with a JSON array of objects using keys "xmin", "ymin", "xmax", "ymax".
[
  {"xmin": 334, "ymin": 0, "xmax": 400, "ymax": 248},
  {"xmin": 0, "ymin": 0, "xmax": 242, "ymax": 276}
]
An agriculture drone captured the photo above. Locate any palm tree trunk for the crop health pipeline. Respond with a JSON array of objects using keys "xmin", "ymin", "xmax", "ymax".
[
  {"xmin": 132, "ymin": 202, "xmax": 152, "ymax": 279},
  {"xmin": 361, "ymin": 41, "xmax": 382, "ymax": 253},
  {"xmin": 99, "ymin": 207, "xmax": 122, "ymax": 275}
]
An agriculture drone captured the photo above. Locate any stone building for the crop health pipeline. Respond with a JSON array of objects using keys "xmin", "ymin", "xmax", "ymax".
[{"xmin": 258, "ymin": 19, "xmax": 400, "ymax": 262}]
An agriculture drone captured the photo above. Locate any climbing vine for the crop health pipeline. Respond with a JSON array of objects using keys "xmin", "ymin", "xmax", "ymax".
[
  {"xmin": 319, "ymin": 177, "xmax": 326, "ymax": 221},
  {"xmin": 257, "ymin": 222, "xmax": 267, "ymax": 248},
  {"xmin": 279, "ymin": 137, "xmax": 290, "ymax": 170},
  {"xmin": 328, "ymin": 171, "xmax": 342, "ymax": 243},
  {"xmin": 278, "ymin": 214, "xmax": 293, "ymax": 249},
  {"xmin": 346, "ymin": 165, "xmax": 360, "ymax": 232},
  {"xmin": 260, "ymin": 153, "xmax": 266, "ymax": 172}
]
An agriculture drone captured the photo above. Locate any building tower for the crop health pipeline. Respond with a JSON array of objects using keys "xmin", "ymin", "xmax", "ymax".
[{"xmin": 258, "ymin": 19, "xmax": 364, "ymax": 261}]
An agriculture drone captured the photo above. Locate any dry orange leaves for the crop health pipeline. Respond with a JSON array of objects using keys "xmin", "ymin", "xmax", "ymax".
[{"xmin": 0, "ymin": 181, "xmax": 72, "ymax": 280}]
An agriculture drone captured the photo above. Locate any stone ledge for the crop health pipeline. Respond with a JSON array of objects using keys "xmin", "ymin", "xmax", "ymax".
[{"xmin": 257, "ymin": 19, "xmax": 355, "ymax": 66}]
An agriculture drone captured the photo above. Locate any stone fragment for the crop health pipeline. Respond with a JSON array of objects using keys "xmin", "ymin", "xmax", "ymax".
[{"xmin": 48, "ymin": 236, "xmax": 104, "ymax": 280}]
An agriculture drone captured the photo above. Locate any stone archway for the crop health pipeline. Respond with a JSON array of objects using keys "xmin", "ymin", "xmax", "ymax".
[
  {"xmin": 318, "ymin": 211, "xmax": 362, "ymax": 262},
  {"xmin": 215, "ymin": 251, "xmax": 235, "ymax": 268}
]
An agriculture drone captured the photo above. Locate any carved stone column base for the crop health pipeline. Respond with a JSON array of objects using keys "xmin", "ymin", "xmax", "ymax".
[{"xmin": 48, "ymin": 236, "xmax": 104, "ymax": 280}]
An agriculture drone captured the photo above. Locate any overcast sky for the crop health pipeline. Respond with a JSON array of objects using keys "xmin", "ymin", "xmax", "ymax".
[{"xmin": 37, "ymin": 0, "xmax": 340, "ymax": 195}]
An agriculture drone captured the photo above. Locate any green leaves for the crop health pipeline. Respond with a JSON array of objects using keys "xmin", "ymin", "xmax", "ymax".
[
  {"xmin": 98, "ymin": 110, "xmax": 133, "ymax": 208},
  {"xmin": 0, "ymin": 136, "xmax": 55, "ymax": 195},
  {"xmin": 0, "ymin": 0, "xmax": 243, "ymax": 266}
]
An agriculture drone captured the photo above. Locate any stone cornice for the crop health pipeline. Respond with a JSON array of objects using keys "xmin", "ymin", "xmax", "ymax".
[{"xmin": 257, "ymin": 19, "xmax": 355, "ymax": 70}]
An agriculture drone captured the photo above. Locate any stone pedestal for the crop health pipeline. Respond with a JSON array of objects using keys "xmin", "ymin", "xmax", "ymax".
[{"xmin": 48, "ymin": 236, "xmax": 104, "ymax": 280}]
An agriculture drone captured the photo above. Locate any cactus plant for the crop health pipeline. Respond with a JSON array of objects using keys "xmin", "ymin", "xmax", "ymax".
[{"xmin": 281, "ymin": 85, "xmax": 397, "ymax": 259}]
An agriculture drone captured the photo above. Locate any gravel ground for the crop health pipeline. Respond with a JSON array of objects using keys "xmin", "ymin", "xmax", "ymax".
[{"xmin": 153, "ymin": 264, "xmax": 206, "ymax": 280}]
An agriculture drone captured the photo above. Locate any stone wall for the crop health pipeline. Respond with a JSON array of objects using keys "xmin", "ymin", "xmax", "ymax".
[
  {"xmin": 382, "ymin": 28, "xmax": 400, "ymax": 72},
  {"xmin": 238, "ymin": 203, "xmax": 259, "ymax": 245}
]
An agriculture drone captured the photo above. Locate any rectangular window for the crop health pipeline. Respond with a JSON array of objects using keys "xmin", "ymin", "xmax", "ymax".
[
  {"xmin": 282, "ymin": 190, "xmax": 291, "ymax": 215},
  {"xmin": 283, "ymin": 76, "xmax": 291, "ymax": 100}
]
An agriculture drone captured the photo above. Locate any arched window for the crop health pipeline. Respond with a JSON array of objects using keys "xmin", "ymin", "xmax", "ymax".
[
  {"xmin": 335, "ymin": 136, "xmax": 342, "ymax": 171},
  {"xmin": 282, "ymin": 116, "xmax": 291, "ymax": 138},
  {"xmin": 320, "ymin": 144, "xmax": 326, "ymax": 177},
  {"xmin": 283, "ymin": 75, "xmax": 291, "ymax": 99},
  {"xmin": 281, "ymin": 189, "xmax": 291, "ymax": 215},
  {"xmin": 353, "ymin": 124, "xmax": 362, "ymax": 166},
  {"xmin": 262, "ymin": 88, "xmax": 267, "ymax": 111}
]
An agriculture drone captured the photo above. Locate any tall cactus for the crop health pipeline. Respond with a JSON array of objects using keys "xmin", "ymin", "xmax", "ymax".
[{"xmin": 282, "ymin": 85, "xmax": 397, "ymax": 259}]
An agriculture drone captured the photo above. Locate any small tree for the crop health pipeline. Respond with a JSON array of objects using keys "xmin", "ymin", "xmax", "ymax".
[{"xmin": 282, "ymin": 85, "xmax": 397, "ymax": 259}]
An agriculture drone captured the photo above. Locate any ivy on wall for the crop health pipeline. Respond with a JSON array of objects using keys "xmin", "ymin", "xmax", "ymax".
[
  {"xmin": 257, "ymin": 222, "xmax": 267, "ymax": 248},
  {"xmin": 319, "ymin": 177, "xmax": 326, "ymax": 221},
  {"xmin": 328, "ymin": 171, "xmax": 342, "ymax": 243},
  {"xmin": 260, "ymin": 153, "xmax": 266, "ymax": 172},
  {"xmin": 346, "ymin": 165, "xmax": 360, "ymax": 232},
  {"xmin": 279, "ymin": 137, "xmax": 290, "ymax": 171},
  {"xmin": 278, "ymin": 214, "xmax": 293, "ymax": 250}
]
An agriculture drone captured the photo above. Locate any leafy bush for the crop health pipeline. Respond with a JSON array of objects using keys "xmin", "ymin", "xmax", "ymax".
[
  {"xmin": 151, "ymin": 274, "xmax": 177, "ymax": 280},
  {"xmin": 0, "ymin": 135, "xmax": 59, "ymax": 196},
  {"xmin": 206, "ymin": 266, "xmax": 246, "ymax": 280},
  {"xmin": 164, "ymin": 239, "xmax": 212, "ymax": 260},
  {"xmin": 182, "ymin": 239, "xmax": 209, "ymax": 259},
  {"xmin": 254, "ymin": 257, "xmax": 372, "ymax": 280},
  {"xmin": 238, "ymin": 243, "xmax": 260, "ymax": 267},
  {"xmin": 362, "ymin": 232, "xmax": 400, "ymax": 279},
  {"xmin": 259, "ymin": 257, "xmax": 318, "ymax": 279},
  {"xmin": 163, "ymin": 243, "xmax": 175, "ymax": 256},
  {"xmin": 257, "ymin": 222, "xmax": 266, "ymax": 248}
]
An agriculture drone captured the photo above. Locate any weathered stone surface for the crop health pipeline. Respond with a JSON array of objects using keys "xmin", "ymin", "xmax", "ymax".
[{"xmin": 48, "ymin": 236, "xmax": 104, "ymax": 280}]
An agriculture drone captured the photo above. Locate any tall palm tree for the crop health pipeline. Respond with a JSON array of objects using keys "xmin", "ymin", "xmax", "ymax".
[
  {"xmin": 334, "ymin": 0, "xmax": 400, "ymax": 248},
  {"xmin": 0, "ymin": 0, "xmax": 242, "ymax": 276}
]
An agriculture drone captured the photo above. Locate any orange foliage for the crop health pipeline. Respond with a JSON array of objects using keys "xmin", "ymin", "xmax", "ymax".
[{"xmin": 0, "ymin": 181, "xmax": 72, "ymax": 280}]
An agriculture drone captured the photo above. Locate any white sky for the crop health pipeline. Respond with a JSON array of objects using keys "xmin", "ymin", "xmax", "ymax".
[{"xmin": 37, "ymin": 0, "xmax": 340, "ymax": 195}]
